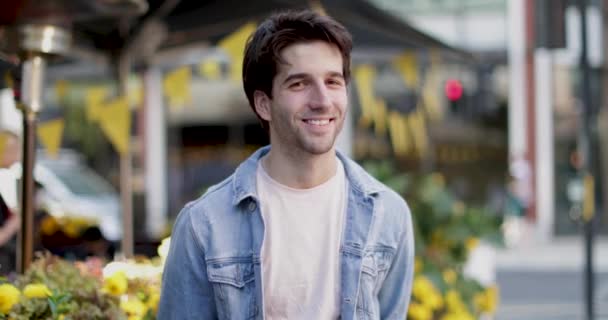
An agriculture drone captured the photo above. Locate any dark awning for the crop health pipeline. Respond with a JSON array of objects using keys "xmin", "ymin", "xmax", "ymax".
[
  {"xmin": 75, "ymin": 0, "xmax": 472, "ymax": 61},
  {"xmin": 0, "ymin": 0, "xmax": 473, "ymax": 86}
]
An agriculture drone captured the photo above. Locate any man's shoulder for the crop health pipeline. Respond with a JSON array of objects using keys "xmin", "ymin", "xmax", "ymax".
[
  {"xmin": 340, "ymin": 156, "xmax": 411, "ymax": 223},
  {"xmin": 341, "ymin": 156, "xmax": 407, "ymax": 205},
  {"xmin": 179, "ymin": 173, "xmax": 237, "ymax": 221}
]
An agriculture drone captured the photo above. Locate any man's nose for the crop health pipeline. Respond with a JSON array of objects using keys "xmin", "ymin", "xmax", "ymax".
[{"xmin": 309, "ymin": 83, "xmax": 332, "ymax": 109}]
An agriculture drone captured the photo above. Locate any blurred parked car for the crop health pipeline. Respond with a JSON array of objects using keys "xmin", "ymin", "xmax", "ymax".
[{"xmin": 7, "ymin": 150, "xmax": 122, "ymax": 242}]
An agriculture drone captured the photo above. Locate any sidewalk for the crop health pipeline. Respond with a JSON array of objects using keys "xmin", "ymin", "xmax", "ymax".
[{"xmin": 496, "ymin": 235, "xmax": 608, "ymax": 272}]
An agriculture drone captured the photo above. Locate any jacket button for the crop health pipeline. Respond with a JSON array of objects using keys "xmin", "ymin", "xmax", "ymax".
[{"xmin": 248, "ymin": 201, "xmax": 257, "ymax": 212}]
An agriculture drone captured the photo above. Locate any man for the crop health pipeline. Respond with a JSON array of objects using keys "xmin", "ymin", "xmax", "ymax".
[
  {"xmin": 159, "ymin": 10, "xmax": 414, "ymax": 320},
  {"xmin": 0, "ymin": 130, "xmax": 21, "ymax": 273}
]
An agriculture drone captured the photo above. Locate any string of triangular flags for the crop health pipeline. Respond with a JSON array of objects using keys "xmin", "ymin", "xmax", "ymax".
[
  {"xmin": 2, "ymin": 22, "xmax": 448, "ymax": 160},
  {"xmin": 353, "ymin": 49, "xmax": 444, "ymax": 158}
]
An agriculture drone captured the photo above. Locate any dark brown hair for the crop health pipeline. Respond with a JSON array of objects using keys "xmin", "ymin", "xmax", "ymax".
[{"xmin": 242, "ymin": 10, "xmax": 353, "ymax": 129}]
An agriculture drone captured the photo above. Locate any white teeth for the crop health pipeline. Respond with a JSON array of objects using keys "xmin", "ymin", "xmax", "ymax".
[{"xmin": 306, "ymin": 119, "xmax": 330, "ymax": 126}]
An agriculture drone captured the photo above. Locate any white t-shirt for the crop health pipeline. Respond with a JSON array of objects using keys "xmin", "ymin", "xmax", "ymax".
[{"xmin": 256, "ymin": 157, "xmax": 347, "ymax": 320}]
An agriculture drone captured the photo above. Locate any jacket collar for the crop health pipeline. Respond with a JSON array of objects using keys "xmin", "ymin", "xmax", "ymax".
[{"xmin": 232, "ymin": 146, "xmax": 384, "ymax": 206}]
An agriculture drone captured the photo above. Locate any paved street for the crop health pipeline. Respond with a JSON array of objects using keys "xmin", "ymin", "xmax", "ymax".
[
  {"xmin": 496, "ymin": 271, "xmax": 608, "ymax": 320},
  {"xmin": 495, "ymin": 236, "xmax": 608, "ymax": 320}
]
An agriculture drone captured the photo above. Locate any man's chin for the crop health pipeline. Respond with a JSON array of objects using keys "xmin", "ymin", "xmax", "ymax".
[{"xmin": 299, "ymin": 140, "xmax": 336, "ymax": 156}]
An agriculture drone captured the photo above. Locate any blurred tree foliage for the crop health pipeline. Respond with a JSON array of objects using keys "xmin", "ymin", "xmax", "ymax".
[{"xmin": 363, "ymin": 160, "xmax": 504, "ymax": 320}]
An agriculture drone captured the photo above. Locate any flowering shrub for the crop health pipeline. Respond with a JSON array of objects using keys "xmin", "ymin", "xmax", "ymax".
[
  {"xmin": 364, "ymin": 161, "xmax": 503, "ymax": 320},
  {"xmin": 1, "ymin": 253, "xmax": 124, "ymax": 319},
  {"xmin": 0, "ymin": 243, "xmax": 168, "ymax": 320},
  {"xmin": 101, "ymin": 256, "xmax": 164, "ymax": 319}
]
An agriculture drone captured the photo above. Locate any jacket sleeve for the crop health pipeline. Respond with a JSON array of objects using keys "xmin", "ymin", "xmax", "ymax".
[
  {"xmin": 158, "ymin": 205, "xmax": 217, "ymax": 319},
  {"xmin": 378, "ymin": 199, "xmax": 415, "ymax": 319}
]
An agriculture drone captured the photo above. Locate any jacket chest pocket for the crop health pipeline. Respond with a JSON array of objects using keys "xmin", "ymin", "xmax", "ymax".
[
  {"xmin": 356, "ymin": 248, "xmax": 394, "ymax": 319},
  {"xmin": 207, "ymin": 260, "xmax": 258, "ymax": 320}
]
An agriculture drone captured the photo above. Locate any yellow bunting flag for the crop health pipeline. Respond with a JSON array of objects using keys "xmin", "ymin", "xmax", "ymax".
[
  {"xmin": 422, "ymin": 49, "xmax": 443, "ymax": 121},
  {"xmin": 37, "ymin": 119, "xmax": 64, "ymax": 158},
  {"xmin": 393, "ymin": 52, "xmax": 418, "ymax": 89},
  {"xmin": 85, "ymin": 87, "xmax": 108, "ymax": 122},
  {"xmin": 374, "ymin": 98, "xmax": 387, "ymax": 137},
  {"xmin": 388, "ymin": 111, "xmax": 410, "ymax": 156},
  {"xmin": 128, "ymin": 78, "xmax": 144, "ymax": 109},
  {"xmin": 309, "ymin": 0, "xmax": 327, "ymax": 15},
  {"xmin": 0, "ymin": 132, "xmax": 7, "ymax": 160},
  {"xmin": 98, "ymin": 97, "xmax": 130, "ymax": 155},
  {"xmin": 129, "ymin": 86, "xmax": 144, "ymax": 109},
  {"xmin": 54, "ymin": 80, "xmax": 69, "ymax": 102},
  {"xmin": 407, "ymin": 109, "xmax": 428, "ymax": 156},
  {"xmin": 422, "ymin": 80, "xmax": 442, "ymax": 121},
  {"xmin": 218, "ymin": 22, "xmax": 257, "ymax": 82},
  {"xmin": 353, "ymin": 65, "xmax": 377, "ymax": 128},
  {"xmin": 163, "ymin": 66, "xmax": 192, "ymax": 109},
  {"xmin": 198, "ymin": 60, "xmax": 222, "ymax": 80}
]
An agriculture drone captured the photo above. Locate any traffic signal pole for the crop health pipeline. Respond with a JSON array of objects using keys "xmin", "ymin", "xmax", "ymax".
[{"xmin": 578, "ymin": 0, "xmax": 597, "ymax": 319}]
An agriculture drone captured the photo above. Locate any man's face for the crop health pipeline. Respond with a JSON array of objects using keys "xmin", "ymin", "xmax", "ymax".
[{"xmin": 256, "ymin": 40, "xmax": 348, "ymax": 156}]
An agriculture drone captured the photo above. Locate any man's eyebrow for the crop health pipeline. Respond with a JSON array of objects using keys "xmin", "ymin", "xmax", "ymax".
[
  {"xmin": 283, "ymin": 73, "xmax": 309, "ymax": 84},
  {"xmin": 327, "ymin": 71, "xmax": 344, "ymax": 79}
]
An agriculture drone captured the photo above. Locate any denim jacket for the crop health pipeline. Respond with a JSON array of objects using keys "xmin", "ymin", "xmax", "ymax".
[{"xmin": 158, "ymin": 147, "xmax": 414, "ymax": 319}]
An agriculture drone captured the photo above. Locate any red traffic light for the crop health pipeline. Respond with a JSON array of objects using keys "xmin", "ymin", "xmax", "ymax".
[{"xmin": 445, "ymin": 79, "xmax": 463, "ymax": 102}]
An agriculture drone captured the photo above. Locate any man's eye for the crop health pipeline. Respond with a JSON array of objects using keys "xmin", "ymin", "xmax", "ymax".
[
  {"xmin": 290, "ymin": 82, "xmax": 305, "ymax": 89},
  {"xmin": 327, "ymin": 79, "xmax": 344, "ymax": 87}
]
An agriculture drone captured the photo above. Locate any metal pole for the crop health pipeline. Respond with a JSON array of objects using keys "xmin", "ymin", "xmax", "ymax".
[
  {"xmin": 17, "ymin": 55, "xmax": 45, "ymax": 273},
  {"xmin": 117, "ymin": 53, "xmax": 133, "ymax": 259},
  {"xmin": 17, "ymin": 111, "xmax": 36, "ymax": 273},
  {"xmin": 578, "ymin": 1, "xmax": 596, "ymax": 319}
]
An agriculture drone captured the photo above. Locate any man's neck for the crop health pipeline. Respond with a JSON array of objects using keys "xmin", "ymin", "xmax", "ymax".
[{"xmin": 262, "ymin": 146, "xmax": 337, "ymax": 189}]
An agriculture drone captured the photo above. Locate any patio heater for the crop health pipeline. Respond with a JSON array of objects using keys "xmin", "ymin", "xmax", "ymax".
[
  {"xmin": 17, "ymin": 24, "xmax": 70, "ymax": 273},
  {"xmin": 0, "ymin": 0, "xmax": 147, "ymax": 273}
]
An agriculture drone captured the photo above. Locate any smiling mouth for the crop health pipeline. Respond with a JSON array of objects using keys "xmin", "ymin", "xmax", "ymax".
[{"xmin": 303, "ymin": 118, "xmax": 334, "ymax": 126}]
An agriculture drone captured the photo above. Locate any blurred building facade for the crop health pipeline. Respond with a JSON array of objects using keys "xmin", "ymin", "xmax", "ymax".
[
  {"xmin": 1, "ymin": 0, "xmax": 483, "ymax": 242},
  {"xmin": 7, "ymin": 0, "xmax": 605, "ymax": 245},
  {"xmin": 374, "ymin": 0, "xmax": 608, "ymax": 241}
]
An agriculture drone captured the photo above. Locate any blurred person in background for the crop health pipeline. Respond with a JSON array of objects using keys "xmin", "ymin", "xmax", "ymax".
[
  {"xmin": 159, "ymin": 10, "xmax": 415, "ymax": 320},
  {"xmin": 0, "ymin": 129, "xmax": 21, "ymax": 273}
]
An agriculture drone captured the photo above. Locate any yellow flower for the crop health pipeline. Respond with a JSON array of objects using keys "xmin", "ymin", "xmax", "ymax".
[
  {"xmin": 475, "ymin": 285, "xmax": 499, "ymax": 313},
  {"xmin": 422, "ymin": 290, "xmax": 444, "ymax": 311},
  {"xmin": 445, "ymin": 290, "xmax": 468, "ymax": 313},
  {"xmin": 63, "ymin": 221, "xmax": 81, "ymax": 238},
  {"xmin": 441, "ymin": 311, "xmax": 475, "ymax": 320},
  {"xmin": 0, "ymin": 283, "xmax": 20, "ymax": 314},
  {"xmin": 147, "ymin": 292, "xmax": 160, "ymax": 313},
  {"xmin": 486, "ymin": 285, "xmax": 499, "ymax": 313},
  {"xmin": 465, "ymin": 237, "xmax": 479, "ymax": 251},
  {"xmin": 23, "ymin": 284, "xmax": 52, "ymax": 298},
  {"xmin": 442, "ymin": 269, "xmax": 457, "ymax": 285},
  {"xmin": 408, "ymin": 302, "xmax": 432, "ymax": 320},
  {"xmin": 40, "ymin": 216, "xmax": 59, "ymax": 236},
  {"xmin": 412, "ymin": 276, "xmax": 435, "ymax": 300},
  {"xmin": 103, "ymin": 272, "xmax": 128, "ymax": 296},
  {"xmin": 121, "ymin": 298, "xmax": 147, "ymax": 316}
]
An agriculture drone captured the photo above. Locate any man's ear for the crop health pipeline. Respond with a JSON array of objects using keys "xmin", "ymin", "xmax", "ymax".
[{"xmin": 253, "ymin": 90, "xmax": 272, "ymax": 121}]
